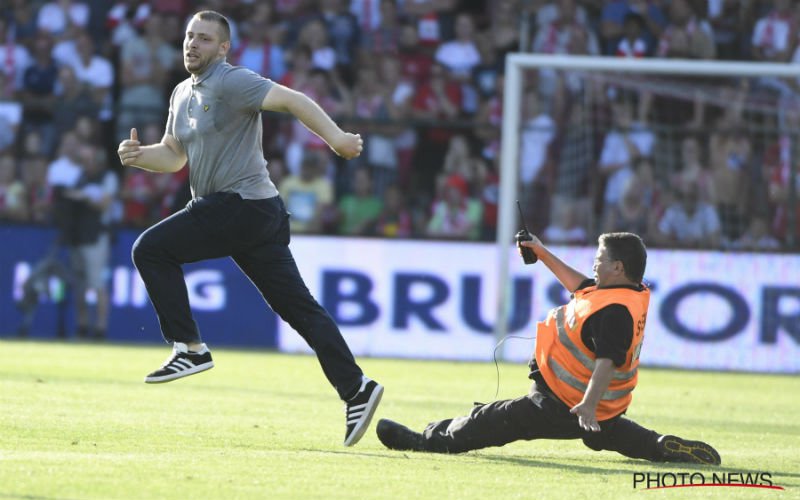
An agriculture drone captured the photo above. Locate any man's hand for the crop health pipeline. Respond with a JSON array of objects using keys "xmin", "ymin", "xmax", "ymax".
[
  {"xmin": 118, "ymin": 128, "xmax": 141, "ymax": 166},
  {"xmin": 570, "ymin": 400, "xmax": 601, "ymax": 432},
  {"xmin": 517, "ymin": 235, "xmax": 542, "ymax": 258},
  {"xmin": 330, "ymin": 132, "xmax": 363, "ymax": 160},
  {"xmin": 571, "ymin": 358, "xmax": 615, "ymax": 433}
]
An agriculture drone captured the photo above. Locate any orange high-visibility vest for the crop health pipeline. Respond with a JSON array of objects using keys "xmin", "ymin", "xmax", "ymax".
[{"xmin": 534, "ymin": 285, "xmax": 650, "ymax": 420}]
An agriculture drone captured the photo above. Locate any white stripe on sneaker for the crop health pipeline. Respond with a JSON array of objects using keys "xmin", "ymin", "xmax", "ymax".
[
  {"xmin": 172, "ymin": 359, "xmax": 194, "ymax": 370},
  {"xmin": 347, "ymin": 413, "xmax": 365, "ymax": 425}
]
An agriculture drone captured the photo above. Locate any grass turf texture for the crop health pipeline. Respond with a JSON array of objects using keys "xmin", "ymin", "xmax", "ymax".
[{"xmin": 1, "ymin": 339, "xmax": 798, "ymax": 500}]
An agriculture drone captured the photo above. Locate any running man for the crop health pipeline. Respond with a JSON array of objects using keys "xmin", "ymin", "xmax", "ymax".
[{"xmin": 117, "ymin": 10, "xmax": 382, "ymax": 447}]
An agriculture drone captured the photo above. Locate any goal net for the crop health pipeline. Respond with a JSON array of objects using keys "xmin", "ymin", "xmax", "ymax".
[{"xmin": 494, "ymin": 54, "xmax": 800, "ymax": 344}]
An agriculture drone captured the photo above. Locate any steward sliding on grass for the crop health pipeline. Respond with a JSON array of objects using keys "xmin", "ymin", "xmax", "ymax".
[{"xmin": 377, "ymin": 232, "xmax": 720, "ymax": 465}]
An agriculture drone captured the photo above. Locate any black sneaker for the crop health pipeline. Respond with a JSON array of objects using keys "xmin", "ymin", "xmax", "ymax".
[
  {"xmin": 144, "ymin": 342, "xmax": 214, "ymax": 384},
  {"xmin": 343, "ymin": 377, "xmax": 384, "ymax": 446},
  {"xmin": 376, "ymin": 419, "xmax": 427, "ymax": 452},
  {"xmin": 657, "ymin": 435, "xmax": 721, "ymax": 465}
]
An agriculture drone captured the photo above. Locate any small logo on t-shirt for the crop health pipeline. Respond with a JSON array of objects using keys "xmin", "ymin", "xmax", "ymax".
[{"xmin": 203, "ymin": 105, "xmax": 209, "ymax": 112}]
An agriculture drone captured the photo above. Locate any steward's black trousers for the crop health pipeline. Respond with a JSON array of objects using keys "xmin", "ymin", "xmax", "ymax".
[
  {"xmin": 421, "ymin": 382, "xmax": 663, "ymax": 459},
  {"xmin": 132, "ymin": 192, "xmax": 363, "ymax": 400}
]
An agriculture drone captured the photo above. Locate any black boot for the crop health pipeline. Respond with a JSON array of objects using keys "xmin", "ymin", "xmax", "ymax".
[
  {"xmin": 656, "ymin": 435, "xmax": 721, "ymax": 465},
  {"xmin": 376, "ymin": 419, "xmax": 427, "ymax": 452}
]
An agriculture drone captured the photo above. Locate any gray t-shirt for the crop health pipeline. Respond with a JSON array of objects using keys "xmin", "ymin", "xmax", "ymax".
[{"xmin": 165, "ymin": 59, "xmax": 279, "ymax": 199}]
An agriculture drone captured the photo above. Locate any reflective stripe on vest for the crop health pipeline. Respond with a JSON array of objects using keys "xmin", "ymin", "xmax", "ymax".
[
  {"xmin": 554, "ymin": 306, "xmax": 638, "ymax": 382},
  {"xmin": 549, "ymin": 357, "xmax": 635, "ymax": 400}
]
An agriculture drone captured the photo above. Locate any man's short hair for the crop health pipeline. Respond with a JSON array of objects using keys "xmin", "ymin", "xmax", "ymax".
[
  {"xmin": 194, "ymin": 10, "xmax": 231, "ymax": 43},
  {"xmin": 599, "ymin": 232, "xmax": 647, "ymax": 284}
]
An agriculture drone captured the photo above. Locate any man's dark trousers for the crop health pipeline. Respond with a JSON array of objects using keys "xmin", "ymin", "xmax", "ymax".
[
  {"xmin": 132, "ymin": 191, "xmax": 363, "ymax": 399},
  {"xmin": 421, "ymin": 382, "xmax": 664, "ymax": 459}
]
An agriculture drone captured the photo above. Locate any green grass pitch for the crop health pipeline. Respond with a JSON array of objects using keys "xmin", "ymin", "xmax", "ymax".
[{"xmin": 1, "ymin": 339, "xmax": 798, "ymax": 499}]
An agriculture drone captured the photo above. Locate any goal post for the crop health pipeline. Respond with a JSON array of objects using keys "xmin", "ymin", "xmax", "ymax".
[{"xmin": 494, "ymin": 54, "xmax": 800, "ymax": 352}]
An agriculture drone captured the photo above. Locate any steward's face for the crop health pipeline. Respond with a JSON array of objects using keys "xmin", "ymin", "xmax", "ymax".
[{"xmin": 593, "ymin": 244, "xmax": 621, "ymax": 288}]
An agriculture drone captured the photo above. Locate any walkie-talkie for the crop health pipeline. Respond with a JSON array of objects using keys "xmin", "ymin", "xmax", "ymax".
[{"xmin": 516, "ymin": 201, "xmax": 538, "ymax": 264}]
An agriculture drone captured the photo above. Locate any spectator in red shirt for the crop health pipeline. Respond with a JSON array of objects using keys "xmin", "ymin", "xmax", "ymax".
[
  {"xmin": 411, "ymin": 62, "xmax": 461, "ymax": 198},
  {"xmin": 412, "ymin": 63, "xmax": 461, "ymax": 133},
  {"xmin": 397, "ymin": 22, "xmax": 433, "ymax": 85}
]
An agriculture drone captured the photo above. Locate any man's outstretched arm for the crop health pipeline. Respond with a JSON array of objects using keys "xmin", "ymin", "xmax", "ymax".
[{"xmin": 260, "ymin": 83, "xmax": 362, "ymax": 160}]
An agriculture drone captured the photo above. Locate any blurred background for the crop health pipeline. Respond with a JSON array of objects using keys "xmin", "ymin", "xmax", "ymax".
[{"xmin": 0, "ymin": 0, "xmax": 798, "ymax": 373}]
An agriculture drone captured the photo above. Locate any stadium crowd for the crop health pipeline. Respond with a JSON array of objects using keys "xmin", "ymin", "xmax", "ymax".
[{"xmin": 0, "ymin": 0, "xmax": 798, "ymax": 253}]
